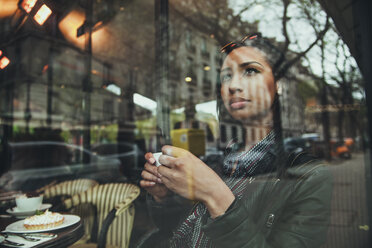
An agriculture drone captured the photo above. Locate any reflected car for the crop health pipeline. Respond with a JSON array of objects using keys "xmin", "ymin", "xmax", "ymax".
[
  {"xmin": 0, "ymin": 141, "xmax": 122, "ymax": 191},
  {"xmin": 200, "ymin": 147, "xmax": 224, "ymax": 169},
  {"xmin": 301, "ymin": 133, "xmax": 320, "ymax": 141},
  {"xmin": 283, "ymin": 137, "xmax": 312, "ymax": 154},
  {"xmin": 91, "ymin": 142, "xmax": 146, "ymax": 182}
]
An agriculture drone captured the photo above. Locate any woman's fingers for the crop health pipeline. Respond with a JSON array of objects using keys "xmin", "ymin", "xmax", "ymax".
[
  {"xmin": 145, "ymin": 152, "xmax": 156, "ymax": 165},
  {"xmin": 143, "ymin": 163, "xmax": 163, "ymax": 182},
  {"xmin": 158, "ymin": 154, "xmax": 178, "ymax": 168},
  {"xmin": 144, "ymin": 162, "xmax": 160, "ymax": 175},
  {"xmin": 162, "ymin": 145, "xmax": 187, "ymax": 158},
  {"xmin": 141, "ymin": 169, "xmax": 162, "ymax": 183},
  {"xmin": 160, "ymin": 145, "xmax": 190, "ymax": 168},
  {"xmin": 157, "ymin": 165, "xmax": 174, "ymax": 179},
  {"xmin": 140, "ymin": 180, "xmax": 156, "ymax": 187},
  {"xmin": 156, "ymin": 166, "xmax": 174, "ymax": 190}
]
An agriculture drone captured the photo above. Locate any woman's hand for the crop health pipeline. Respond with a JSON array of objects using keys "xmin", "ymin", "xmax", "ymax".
[
  {"xmin": 157, "ymin": 145, "xmax": 235, "ymax": 218},
  {"xmin": 140, "ymin": 152, "xmax": 170, "ymax": 203}
]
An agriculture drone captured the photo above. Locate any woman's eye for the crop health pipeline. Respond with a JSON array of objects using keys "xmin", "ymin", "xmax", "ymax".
[
  {"xmin": 220, "ymin": 73, "xmax": 232, "ymax": 83},
  {"xmin": 244, "ymin": 68, "xmax": 259, "ymax": 75}
]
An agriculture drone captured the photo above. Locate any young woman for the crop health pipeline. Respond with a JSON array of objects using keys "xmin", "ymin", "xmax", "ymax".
[{"xmin": 139, "ymin": 34, "xmax": 332, "ymax": 248}]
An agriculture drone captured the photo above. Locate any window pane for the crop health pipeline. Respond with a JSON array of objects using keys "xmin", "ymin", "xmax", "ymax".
[{"xmin": 0, "ymin": 0, "xmax": 371, "ymax": 247}]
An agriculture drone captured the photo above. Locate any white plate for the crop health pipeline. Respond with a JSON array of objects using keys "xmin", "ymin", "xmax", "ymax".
[
  {"xmin": 6, "ymin": 203, "xmax": 52, "ymax": 217},
  {"xmin": 5, "ymin": 214, "xmax": 80, "ymax": 233}
]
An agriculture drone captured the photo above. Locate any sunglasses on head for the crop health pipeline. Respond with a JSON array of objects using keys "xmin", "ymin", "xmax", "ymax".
[{"xmin": 220, "ymin": 33, "xmax": 261, "ymax": 54}]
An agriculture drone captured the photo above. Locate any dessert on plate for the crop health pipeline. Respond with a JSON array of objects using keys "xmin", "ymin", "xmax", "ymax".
[{"xmin": 23, "ymin": 210, "xmax": 64, "ymax": 230}]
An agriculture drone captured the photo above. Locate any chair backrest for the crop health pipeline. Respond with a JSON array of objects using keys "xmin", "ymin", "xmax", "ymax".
[
  {"xmin": 65, "ymin": 183, "xmax": 140, "ymax": 248},
  {"xmin": 43, "ymin": 179, "xmax": 99, "ymax": 198},
  {"xmin": 42, "ymin": 179, "xmax": 99, "ymax": 243}
]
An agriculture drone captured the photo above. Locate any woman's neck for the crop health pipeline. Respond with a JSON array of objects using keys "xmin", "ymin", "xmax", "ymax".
[{"xmin": 243, "ymin": 114, "xmax": 274, "ymax": 151}]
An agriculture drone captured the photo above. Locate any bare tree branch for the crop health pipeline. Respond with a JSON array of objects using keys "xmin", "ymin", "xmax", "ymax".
[
  {"xmin": 282, "ymin": 0, "xmax": 291, "ymax": 52},
  {"xmin": 275, "ymin": 15, "xmax": 330, "ymax": 80}
]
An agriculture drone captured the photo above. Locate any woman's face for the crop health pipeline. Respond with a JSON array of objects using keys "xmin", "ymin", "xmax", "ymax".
[{"xmin": 220, "ymin": 46, "xmax": 276, "ymax": 122}]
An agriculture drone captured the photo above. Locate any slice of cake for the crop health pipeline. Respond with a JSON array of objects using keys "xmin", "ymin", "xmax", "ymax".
[{"xmin": 24, "ymin": 210, "xmax": 64, "ymax": 230}]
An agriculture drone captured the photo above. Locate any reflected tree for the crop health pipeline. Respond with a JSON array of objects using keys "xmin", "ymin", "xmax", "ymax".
[
  {"xmin": 170, "ymin": 0, "xmax": 330, "ymax": 81},
  {"xmin": 302, "ymin": 24, "xmax": 363, "ymax": 158},
  {"xmin": 328, "ymin": 37, "xmax": 363, "ymax": 142},
  {"xmin": 170, "ymin": 0, "xmax": 258, "ymax": 45}
]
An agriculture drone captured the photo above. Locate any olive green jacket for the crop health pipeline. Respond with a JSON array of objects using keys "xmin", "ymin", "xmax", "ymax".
[
  {"xmin": 141, "ymin": 157, "xmax": 332, "ymax": 248},
  {"xmin": 202, "ymin": 162, "xmax": 332, "ymax": 248}
]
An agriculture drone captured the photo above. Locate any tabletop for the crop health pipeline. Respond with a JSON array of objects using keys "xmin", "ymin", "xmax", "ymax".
[{"xmin": 0, "ymin": 215, "xmax": 84, "ymax": 248}]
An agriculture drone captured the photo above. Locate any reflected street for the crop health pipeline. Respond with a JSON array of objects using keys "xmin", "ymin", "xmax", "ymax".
[{"xmin": 324, "ymin": 153, "xmax": 370, "ymax": 248}]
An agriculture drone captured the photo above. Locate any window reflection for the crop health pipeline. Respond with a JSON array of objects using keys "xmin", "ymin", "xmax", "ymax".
[{"xmin": 0, "ymin": 0, "xmax": 370, "ymax": 247}]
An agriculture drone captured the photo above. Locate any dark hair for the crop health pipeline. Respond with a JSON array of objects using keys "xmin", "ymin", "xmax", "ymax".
[{"xmin": 220, "ymin": 33, "xmax": 283, "ymax": 79}]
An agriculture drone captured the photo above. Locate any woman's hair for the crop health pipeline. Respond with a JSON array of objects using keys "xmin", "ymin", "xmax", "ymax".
[{"xmin": 220, "ymin": 33, "xmax": 283, "ymax": 78}]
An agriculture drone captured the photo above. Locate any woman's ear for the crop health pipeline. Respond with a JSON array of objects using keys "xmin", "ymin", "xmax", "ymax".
[{"xmin": 275, "ymin": 81, "xmax": 280, "ymax": 95}]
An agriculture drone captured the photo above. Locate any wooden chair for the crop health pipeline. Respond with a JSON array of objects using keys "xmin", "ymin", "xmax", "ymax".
[{"xmin": 65, "ymin": 183, "xmax": 141, "ymax": 248}]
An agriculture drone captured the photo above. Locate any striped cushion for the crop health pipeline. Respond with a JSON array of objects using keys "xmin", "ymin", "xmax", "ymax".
[
  {"xmin": 65, "ymin": 183, "xmax": 140, "ymax": 248},
  {"xmin": 43, "ymin": 179, "xmax": 99, "ymax": 198},
  {"xmin": 43, "ymin": 179, "xmax": 98, "ymax": 242}
]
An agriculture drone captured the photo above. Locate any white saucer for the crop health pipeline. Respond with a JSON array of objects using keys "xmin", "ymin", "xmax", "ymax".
[{"xmin": 6, "ymin": 203, "xmax": 52, "ymax": 218}]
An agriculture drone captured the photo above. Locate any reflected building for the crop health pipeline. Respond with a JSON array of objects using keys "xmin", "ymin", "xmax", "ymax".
[
  {"xmin": 0, "ymin": 0, "xmax": 155, "ymax": 150},
  {"xmin": 0, "ymin": 0, "xmax": 310, "ymax": 155}
]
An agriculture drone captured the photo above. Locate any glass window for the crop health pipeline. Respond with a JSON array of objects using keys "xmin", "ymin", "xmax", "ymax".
[{"xmin": 0, "ymin": 1, "xmax": 371, "ymax": 247}]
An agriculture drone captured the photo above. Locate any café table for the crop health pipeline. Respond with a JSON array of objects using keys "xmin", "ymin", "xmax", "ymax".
[{"xmin": 0, "ymin": 215, "xmax": 84, "ymax": 248}]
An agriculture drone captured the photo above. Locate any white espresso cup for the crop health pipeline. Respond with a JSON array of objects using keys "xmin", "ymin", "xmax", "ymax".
[
  {"xmin": 15, "ymin": 194, "xmax": 43, "ymax": 212},
  {"xmin": 152, "ymin": 152, "xmax": 163, "ymax": 167}
]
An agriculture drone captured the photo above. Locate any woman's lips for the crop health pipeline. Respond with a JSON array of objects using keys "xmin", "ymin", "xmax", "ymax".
[{"xmin": 229, "ymin": 98, "xmax": 251, "ymax": 109}]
